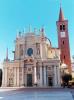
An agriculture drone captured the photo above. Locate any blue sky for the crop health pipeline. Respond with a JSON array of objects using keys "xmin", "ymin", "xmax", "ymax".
[{"xmin": 0, "ymin": 0, "xmax": 74, "ymax": 63}]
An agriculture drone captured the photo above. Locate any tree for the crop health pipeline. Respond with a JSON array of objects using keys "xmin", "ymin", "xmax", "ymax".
[{"xmin": 62, "ymin": 73, "xmax": 72, "ymax": 88}]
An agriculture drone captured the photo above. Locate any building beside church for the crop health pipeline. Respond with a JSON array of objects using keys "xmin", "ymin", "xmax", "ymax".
[
  {"xmin": 71, "ymin": 57, "xmax": 74, "ymax": 78},
  {"xmin": 2, "ymin": 6, "xmax": 71, "ymax": 87}
]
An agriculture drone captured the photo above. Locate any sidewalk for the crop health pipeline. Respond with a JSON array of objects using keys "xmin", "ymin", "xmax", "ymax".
[{"xmin": 0, "ymin": 87, "xmax": 19, "ymax": 92}]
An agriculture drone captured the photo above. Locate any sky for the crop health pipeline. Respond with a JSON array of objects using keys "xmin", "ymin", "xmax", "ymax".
[{"xmin": 0, "ymin": 0, "xmax": 74, "ymax": 66}]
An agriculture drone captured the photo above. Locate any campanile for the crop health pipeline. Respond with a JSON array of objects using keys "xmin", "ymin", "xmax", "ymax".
[{"xmin": 56, "ymin": 7, "xmax": 71, "ymax": 72}]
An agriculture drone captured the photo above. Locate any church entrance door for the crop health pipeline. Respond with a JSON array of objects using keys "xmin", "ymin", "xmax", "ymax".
[
  {"xmin": 27, "ymin": 74, "xmax": 32, "ymax": 86},
  {"xmin": 48, "ymin": 77, "xmax": 53, "ymax": 86}
]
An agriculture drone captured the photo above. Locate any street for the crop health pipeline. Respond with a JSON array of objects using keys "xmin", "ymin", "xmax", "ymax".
[{"xmin": 0, "ymin": 88, "xmax": 74, "ymax": 100}]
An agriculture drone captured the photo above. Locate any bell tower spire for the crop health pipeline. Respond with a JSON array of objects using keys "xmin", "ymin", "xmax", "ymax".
[
  {"xmin": 56, "ymin": 2, "xmax": 71, "ymax": 73},
  {"xmin": 59, "ymin": 0, "xmax": 64, "ymax": 21}
]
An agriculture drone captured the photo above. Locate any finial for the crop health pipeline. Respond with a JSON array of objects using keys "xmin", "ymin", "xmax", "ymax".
[
  {"xmin": 16, "ymin": 30, "xmax": 19, "ymax": 38},
  {"xmin": 41, "ymin": 25, "xmax": 44, "ymax": 33},
  {"xmin": 6, "ymin": 48, "xmax": 8, "ymax": 61},
  {"xmin": 19, "ymin": 31, "xmax": 21, "ymax": 36},
  {"xmin": 34, "ymin": 28, "xmax": 36, "ymax": 33},
  {"xmin": 24, "ymin": 28, "xmax": 25, "ymax": 33},
  {"xmin": 29, "ymin": 24, "xmax": 31, "ymax": 32},
  {"xmin": 22, "ymin": 28, "xmax": 25, "ymax": 36},
  {"xmin": 41, "ymin": 28, "xmax": 44, "ymax": 33},
  {"xmin": 39, "ymin": 29, "xmax": 40, "ymax": 32}
]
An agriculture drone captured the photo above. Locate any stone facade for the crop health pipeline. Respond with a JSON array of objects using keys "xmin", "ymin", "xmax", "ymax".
[{"xmin": 2, "ymin": 30, "xmax": 61, "ymax": 87}]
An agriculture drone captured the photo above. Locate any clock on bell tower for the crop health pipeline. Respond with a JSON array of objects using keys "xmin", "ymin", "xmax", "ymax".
[{"xmin": 56, "ymin": 7, "xmax": 71, "ymax": 73}]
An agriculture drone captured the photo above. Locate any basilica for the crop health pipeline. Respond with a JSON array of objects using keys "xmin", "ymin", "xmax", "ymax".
[
  {"xmin": 2, "ymin": 29, "xmax": 61, "ymax": 87},
  {"xmin": 2, "ymin": 6, "xmax": 71, "ymax": 87}
]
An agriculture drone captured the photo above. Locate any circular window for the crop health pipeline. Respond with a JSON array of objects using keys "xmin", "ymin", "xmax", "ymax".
[{"xmin": 27, "ymin": 48, "xmax": 33, "ymax": 56}]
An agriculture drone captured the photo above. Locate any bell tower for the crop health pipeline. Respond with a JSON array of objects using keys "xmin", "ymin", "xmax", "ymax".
[{"xmin": 56, "ymin": 6, "xmax": 71, "ymax": 72}]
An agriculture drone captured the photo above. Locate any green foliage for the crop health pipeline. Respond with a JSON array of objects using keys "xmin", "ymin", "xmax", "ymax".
[{"xmin": 62, "ymin": 73, "xmax": 72, "ymax": 83}]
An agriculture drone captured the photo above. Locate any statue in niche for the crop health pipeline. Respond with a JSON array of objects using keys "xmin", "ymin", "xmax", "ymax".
[
  {"xmin": 37, "ymin": 48, "xmax": 40, "ymax": 55},
  {"xmin": 36, "ymin": 43, "xmax": 40, "ymax": 55}
]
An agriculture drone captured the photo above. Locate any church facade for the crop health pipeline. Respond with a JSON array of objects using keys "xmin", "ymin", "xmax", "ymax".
[{"xmin": 2, "ymin": 29, "xmax": 61, "ymax": 87}]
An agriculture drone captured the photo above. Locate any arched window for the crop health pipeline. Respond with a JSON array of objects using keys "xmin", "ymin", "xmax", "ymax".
[{"xmin": 60, "ymin": 24, "xmax": 66, "ymax": 31}]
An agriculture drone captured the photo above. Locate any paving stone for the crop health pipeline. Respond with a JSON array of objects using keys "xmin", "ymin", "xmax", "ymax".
[{"xmin": 0, "ymin": 91, "xmax": 73, "ymax": 100}]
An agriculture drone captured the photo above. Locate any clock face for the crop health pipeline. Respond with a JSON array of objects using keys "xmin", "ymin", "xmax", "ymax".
[
  {"xmin": 60, "ymin": 32, "xmax": 66, "ymax": 38},
  {"xmin": 27, "ymin": 48, "xmax": 33, "ymax": 56}
]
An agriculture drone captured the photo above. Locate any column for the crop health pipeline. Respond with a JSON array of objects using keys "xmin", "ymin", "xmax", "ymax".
[
  {"xmin": 4, "ymin": 68, "xmax": 8, "ymax": 86},
  {"xmin": 40, "ymin": 44, "xmax": 43, "ymax": 59},
  {"xmin": 14, "ymin": 67, "xmax": 17, "ymax": 86},
  {"xmin": 17, "ymin": 68, "xmax": 19, "ymax": 86},
  {"xmin": 2, "ymin": 68, "xmax": 5, "ymax": 87},
  {"xmin": 22, "ymin": 67, "xmax": 24, "ymax": 86},
  {"xmin": 34, "ymin": 66, "xmax": 37, "ymax": 84},
  {"xmin": 44, "ymin": 66, "xmax": 46, "ymax": 86},
  {"xmin": 53, "ymin": 66, "xmax": 57, "ymax": 87},
  {"xmin": 57, "ymin": 66, "xmax": 61, "ymax": 86},
  {"xmin": 40, "ymin": 66, "xmax": 43, "ymax": 86},
  {"xmin": 24, "ymin": 73, "xmax": 27, "ymax": 86}
]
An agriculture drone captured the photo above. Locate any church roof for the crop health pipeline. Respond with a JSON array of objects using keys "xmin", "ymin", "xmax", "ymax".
[{"xmin": 59, "ymin": 7, "xmax": 65, "ymax": 21}]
